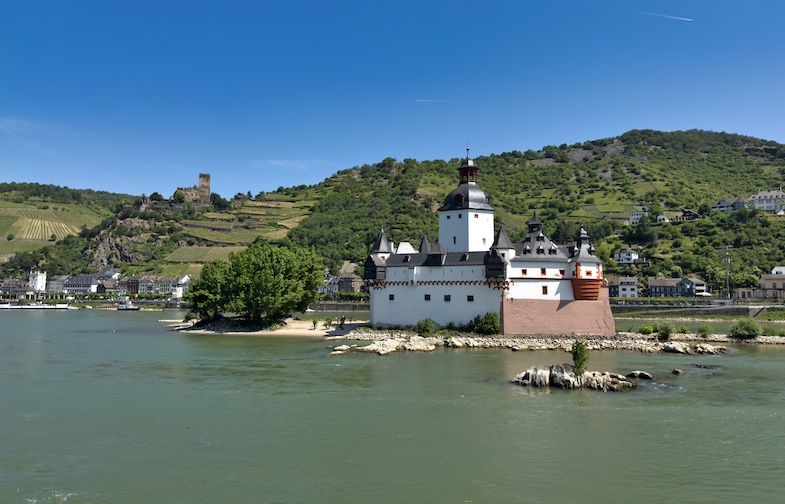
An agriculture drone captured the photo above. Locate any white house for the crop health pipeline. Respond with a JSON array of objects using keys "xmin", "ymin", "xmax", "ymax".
[
  {"xmin": 613, "ymin": 248, "xmax": 640, "ymax": 265},
  {"xmin": 749, "ymin": 189, "xmax": 785, "ymax": 212},
  {"xmin": 629, "ymin": 208, "xmax": 648, "ymax": 225},
  {"xmin": 28, "ymin": 270, "xmax": 47, "ymax": 293},
  {"xmin": 364, "ymin": 151, "xmax": 614, "ymax": 336}
]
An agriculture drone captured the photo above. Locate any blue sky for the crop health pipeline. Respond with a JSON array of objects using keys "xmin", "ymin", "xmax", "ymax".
[{"xmin": 2, "ymin": 0, "xmax": 784, "ymax": 198}]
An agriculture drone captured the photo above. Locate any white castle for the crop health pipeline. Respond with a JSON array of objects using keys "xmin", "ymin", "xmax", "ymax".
[{"xmin": 364, "ymin": 150, "xmax": 615, "ymax": 336}]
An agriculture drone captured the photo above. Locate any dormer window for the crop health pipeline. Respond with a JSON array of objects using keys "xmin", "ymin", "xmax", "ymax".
[
  {"xmin": 537, "ymin": 246, "xmax": 544, "ymax": 254},
  {"xmin": 523, "ymin": 245, "xmax": 532, "ymax": 255},
  {"xmin": 455, "ymin": 194, "xmax": 464, "ymax": 206},
  {"xmin": 523, "ymin": 236, "xmax": 531, "ymax": 243},
  {"xmin": 549, "ymin": 248, "xmax": 556, "ymax": 255}
]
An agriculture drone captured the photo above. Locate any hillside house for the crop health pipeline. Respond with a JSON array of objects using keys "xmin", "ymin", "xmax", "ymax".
[
  {"xmin": 613, "ymin": 248, "xmax": 642, "ymax": 265},
  {"xmin": 749, "ymin": 189, "xmax": 785, "ymax": 212},
  {"xmin": 711, "ymin": 197, "xmax": 750, "ymax": 212},
  {"xmin": 629, "ymin": 208, "xmax": 648, "ymax": 225},
  {"xmin": 607, "ymin": 277, "xmax": 639, "ymax": 298}
]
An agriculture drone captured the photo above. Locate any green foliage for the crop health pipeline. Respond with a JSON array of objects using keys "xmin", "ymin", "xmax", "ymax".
[
  {"xmin": 639, "ymin": 325, "xmax": 655, "ymax": 335},
  {"xmin": 172, "ymin": 191, "xmax": 186, "ymax": 203},
  {"xmin": 226, "ymin": 244, "xmax": 324, "ymax": 322},
  {"xmin": 730, "ymin": 317, "xmax": 761, "ymax": 339},
  {"xmin": 470, "ymin": 312, "xmax": 501, "ymax": 335},
  {"xmin": 184, "ymin": 244, "xmax": 324, "ymax": 323},
  {"xmin": 323, "ymin": 316, "xmax": 333, "ymax": 329},
  {"xmin": 414, "ymin": 318, "xmax": 438, "ymax": 337},
  {"xmin": 6, "ymin": 234, "xmax": 12, "ymax": 241},
  {"xmin": 677, "ymin": 324, "xmax": 689, "ymax": 334},
  {"xmin": 184, "ymin": 259, "xmax": 230, "ymax": 322},
  {"xmin": 571, "ymin": 339, "xmax": 590, "ymax": 375},
  {"xmin": 655, "ymin": 322, "xmax": 675, "ymax": 342},
  {"xmin": 697, "ymin": 322, "xmax": 714, "ymax": 338}
]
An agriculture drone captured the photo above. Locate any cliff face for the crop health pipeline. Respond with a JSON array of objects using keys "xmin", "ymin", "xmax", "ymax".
[{"xmin": 87, "ymin": 218, "xmax": 166, "ymax": 271}]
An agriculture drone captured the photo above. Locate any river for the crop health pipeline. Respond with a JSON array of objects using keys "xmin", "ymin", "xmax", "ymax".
[{"xmin": 1, "ymin": 310, "xmax": 784, "ymax": 503}]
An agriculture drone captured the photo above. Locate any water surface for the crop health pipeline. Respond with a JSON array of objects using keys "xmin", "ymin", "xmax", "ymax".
[{"xmin": 2, "ymin": 310, "xmax": 784, "ymax": 503}]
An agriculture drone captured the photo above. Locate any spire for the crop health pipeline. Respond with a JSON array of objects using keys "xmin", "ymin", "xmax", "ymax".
[
  {"xmin": 492, "ymin": 226, "xmax": 514, "ymax": 249},
  {"xmin": 458, "ymin": 147, "xmax": 478, "ymax": 184},
  {"xmin": 419, "ymin": 235, "xmax": 431, "ymax": 253},
  {"xmin": 370, "ymin": 229, "xmax": 392, "ymax": 253},
  {"xmin": 527, "ymin": 212, "xmax": 542, "ymax": 232},
  {"xmin": 430, "ymin": 241, "xmax": 447, "ymax": 255}
]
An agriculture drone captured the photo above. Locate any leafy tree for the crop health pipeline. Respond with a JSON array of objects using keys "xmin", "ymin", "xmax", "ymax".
[
  {"xmin": 172, "ymin": 191, "xmax": 186, "ymax": 203},
  {"xmin": 6, "ymin": 234, "xmax": 13, "ymax": 241},
  {"xmin": 730, "ymin": 317, "xmax": 761, "ymax": 339},
  {"xmin": 697, "ymin": 323, "xmax": 714, "ymax": 338},
  {"xmin": 149, "ymin": 192, "xmax": 165, "ymax": 202},
  {"xmin": 571, "ymin": 339, "xmax": 590, "ymax": 374},
  {"xmin": 656, "ymin": 322, "xmax": 675, "ymax": 342},
  {"xmin": 414, "ymin": 318, "xmax": 437, "ymax": 337},
  {"xmin": 184, "ymin": 259, "xmax": 230, "ymax": 322},
  {"xmin": 471, "ymin": 312, "xmax": 500, "ymax": 334},
  {"xmin": 226, "ymin": 244, "xmax": 324, "ymax": 322}
]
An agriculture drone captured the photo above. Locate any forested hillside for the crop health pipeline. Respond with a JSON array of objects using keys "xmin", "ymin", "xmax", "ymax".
[{"xmin": 3, "ymin": 129, "xmax": 785, "ymax": 295}]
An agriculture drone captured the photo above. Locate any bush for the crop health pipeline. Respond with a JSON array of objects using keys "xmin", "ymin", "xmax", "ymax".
[
  {"xmin": 730, "ymin": 317, "xmax": 761, "ymax": 339},
  {"xmin": 571, "ymin": 339, "xmax": 590, "ymax": 375},
  {"xmin": 639, "ymin": 325, "xmax": 655, "ymax": 335},
  {"xmin": 677, "ymin": 324, "xmax": 689, "ymax": 334},
  {"xmin": 697, "ymin": 322, "xmax": 713, "ymax": 339},
  {"xmin": 414, "ymin": 318, "xmax": 438, "ymax": 337},
  {"xmin": 472, "ymin": 312, "xmax": 501, "ymax": 335},
  {"xmin": 656, "ymin": 322, "xmax": 675, "ymax": 342}
]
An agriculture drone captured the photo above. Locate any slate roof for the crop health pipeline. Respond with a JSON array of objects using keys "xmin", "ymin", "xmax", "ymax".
[
  {"xmin": 492, "ymin": 227, "xmax": 514, "ymax": 249},
  {"xmin": 383, "ymin": 251, "xmax": 490, "ymax": 268}
]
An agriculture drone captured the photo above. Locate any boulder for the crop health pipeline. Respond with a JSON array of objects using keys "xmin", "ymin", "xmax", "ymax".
[
  {"xmin": 511, "ymin": 364, "xmax": 636, "ymax": 392},
  {"xmin": 627, "ymin": 370, "xmax": 654, "ymax": 380},
  {"xmin": 694, "ymin": 343, "xmax": 726, "ymax": 355},
  {"xmin": 672, "ymin": 369, "xmax": 685, "ymax": 375}
]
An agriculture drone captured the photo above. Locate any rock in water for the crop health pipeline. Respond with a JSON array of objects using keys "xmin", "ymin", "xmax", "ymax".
[
  {"xmin": 511, "ymin": 364, "xmax": 636, "ymax": 392},
  {"xmin": 627, "ymin": 370, "xmax": 654, "ymax": 380}
]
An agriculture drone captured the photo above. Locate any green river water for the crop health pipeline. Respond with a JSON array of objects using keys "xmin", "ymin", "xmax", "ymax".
[{"xmin": 1, "ymin": 310, "xmax": 784, "ymax": 503}]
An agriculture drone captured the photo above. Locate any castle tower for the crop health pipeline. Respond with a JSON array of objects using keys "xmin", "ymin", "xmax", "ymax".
[
  {"xmin": 437, "ymin": 149, "xmax": 495, "ymax": 252},
  {"xmin": 198, "ymin": 173, "xmax": 211, "ymax": 202}
]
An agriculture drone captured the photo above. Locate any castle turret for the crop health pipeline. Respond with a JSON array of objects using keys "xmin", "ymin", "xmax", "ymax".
[
  {"xmin": 437, "ymin": 149, "xmax": 495, "ymax": 252},
  {"xmin": 569, "ymin": 227, "xmax": 603, "ymax": 300}
]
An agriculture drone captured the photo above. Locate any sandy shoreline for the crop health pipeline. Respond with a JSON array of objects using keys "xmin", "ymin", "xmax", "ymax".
[{"xmin": 171, "ymin": 318, "xmax": 369, "ymax": 338}]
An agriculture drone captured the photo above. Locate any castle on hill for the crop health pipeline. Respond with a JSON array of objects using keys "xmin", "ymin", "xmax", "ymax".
[{"xmin": 363, "ymin": 150, "xmax": 615, "ymax": 336}]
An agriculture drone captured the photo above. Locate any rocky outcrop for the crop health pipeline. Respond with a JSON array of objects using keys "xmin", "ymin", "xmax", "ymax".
[
  {"xmin": 511, "ymin": 364, "xmax": 637, "ymax": 392},
  {"xmin": 354, "ymin": 336, "xmax": 441, "ymax": 355},
  {"xmin": 627, "ymin": 370, "xmax": 654, "ymax": 380},
  {"xmin": 661, "ymin": 342, "xmax": 726, "ymax": 355}
]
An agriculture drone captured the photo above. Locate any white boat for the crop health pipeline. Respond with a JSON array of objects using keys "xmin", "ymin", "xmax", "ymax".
[{"xmin": 117, "ymin": 297, "xmax": 140, "ymax": 311}]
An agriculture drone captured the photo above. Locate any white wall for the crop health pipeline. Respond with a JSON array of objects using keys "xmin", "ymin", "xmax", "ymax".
[{"xmin": 438, "ymin": 209, "xmax": 494, "ymax": 252}]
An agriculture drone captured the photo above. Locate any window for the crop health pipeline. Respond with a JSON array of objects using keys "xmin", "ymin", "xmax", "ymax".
[
  {"xmin": 586, "ymin": 271, "xmax": 592, "ymax": 276},
  {"xmin": 389, "ymin": 294, "xmax": 394, "ymax": 301},
  {"xmin": 424, "ymin": 294, "xmax": 431, "ymax": 301},
  {"xmin": 559, "ymin": 269, "xmax": 565, "ymax": 276},
  {"xmin": 542, "ymin": 286, "xmax": 548, "ymax": 295},
  {"xmin": 447, "ymin": 215, "xmax": 451, "ymax": 219},
  {"xmin": 467, "ymin": 295, "xmax": 474, "ymax": 302},
  {"xmin": 453, "ymin": 237, "xmax": 456, "ymax": 245},
  {"xmin": 474, "ymin": 214, "xmax": 479, "ymax": 218},
  {"xmin": 444, "ymin": 295, "xmax": 451, "ymax": 302},
  {"xmin": 459, "ymin": 214, "xmax": 462, "ymax": 219},
  {"xmin": 521, "ymin": 269, "xmax": 527, "ymax": 275},
  {"xmin": 540, "ymin": 268, "xmax": 546, "ymax": 275}
]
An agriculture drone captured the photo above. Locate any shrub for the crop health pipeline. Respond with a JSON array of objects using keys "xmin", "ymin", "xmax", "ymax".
[
  {"xmin": 571, "ymin": 339, "xmax": 590, "ymax": 375},
  {"xmin": 639, "ymin": 325, "xmax": 654, "ymax": 335},
  {"xmin": 414, "ymin": 318, "xmax": 438, "ymax": 337},
  {"xmin": 777, "ymin": 329, "xmax": 785, "ymax": 337},
  {"xmin": 656, "ymin": 322, "xmax": 675, "ymax": 342},
  {"xmin": 323, "ymin": 317, "xmax": 333, "ymax": 329},
  {"xmin": 677, "ymin": 324, "xmax": 689, "ymax": 334},
  {"xmin": 697, "ymin": 323, "xmax": 713, "ymax": 339},
  {"xmin": 730, "ymin": 317, "xmax": 761, "ymax": 339},
  {"xmin": 473, "ymin": 312, "xmax": 501, "ymax": 335}
]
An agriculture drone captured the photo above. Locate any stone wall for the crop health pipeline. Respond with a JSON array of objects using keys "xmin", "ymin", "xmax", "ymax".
[{"xmin": 501, "ymin": 297, "xmax": 615, "ymax": 337}]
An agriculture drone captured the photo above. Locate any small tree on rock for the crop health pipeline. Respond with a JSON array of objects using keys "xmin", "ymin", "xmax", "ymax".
[{"xmin": 571, "ymin": 339, "xmax": 590, "ymax": 375}]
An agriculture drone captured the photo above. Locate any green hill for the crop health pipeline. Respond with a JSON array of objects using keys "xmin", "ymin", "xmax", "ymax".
[{"xmin": 3, "ymin": 129, "xmax": 785, "ymax": 295}]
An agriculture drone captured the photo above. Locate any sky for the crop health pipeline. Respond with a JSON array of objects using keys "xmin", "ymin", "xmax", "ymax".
[{"xmin": 2, "ymin": 0, "xmax": 784, "ymax": 198}]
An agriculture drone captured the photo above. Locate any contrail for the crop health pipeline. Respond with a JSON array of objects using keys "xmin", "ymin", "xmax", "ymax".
[
  {"xmin": 414, "ymin": 99, "xmax": 453, "ymax": 102},
  {"xmin": 638, "ymin": 11, "xmax": 693, "ymax": 22}
]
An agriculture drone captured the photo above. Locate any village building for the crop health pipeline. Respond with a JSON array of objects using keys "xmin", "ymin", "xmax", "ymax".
[
  {"xmin": 364, "ymin": 150, "xmax": 614, "ymax": 336},
  {"xmin": 736, "ymin": 266, "xmax": 785, "ymax": 300},
  {"xmin": 711, "ymin": 197, "xmax": 750, "ymax": 213},
  {"xmin": 647, "ymin": 277, "xmax": 708, "ymax": 298},
  {"xmin": 607, "ymin": 277, "xmax": 639, "ymax": 298},
  {"xmin": 749, "ymin": 189, "xmax": 785, "ymax": 212},
  {"xmin": 28, "ymin": 270, "xmax": 47, "ymax": 293}
]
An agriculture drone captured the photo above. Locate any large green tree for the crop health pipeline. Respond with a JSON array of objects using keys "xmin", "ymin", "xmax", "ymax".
[
  {"xmin": 227, "ymin": 244, "xmax": 323, "ymax": 321},
  {"xmin": 185, "ymin": 258, "xmax": 230, "ymax": 322}
]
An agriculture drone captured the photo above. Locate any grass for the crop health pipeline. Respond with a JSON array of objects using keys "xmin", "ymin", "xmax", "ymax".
[
  {"xmin": 165, "ymin": 246, "xmax": 246, "ymax": 262},
  {"xmin": 160, "ymin": 263, "xmax": 205, "ymax": 277},
  {"xmin": 0, "ymin": 240, "xmax": 48, "ymax": 255}
]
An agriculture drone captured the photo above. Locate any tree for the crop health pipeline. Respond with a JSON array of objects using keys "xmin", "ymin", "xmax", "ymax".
[
  {"xmin": 730, "ymin": 317, "xmax": 761, "ymax": 339},
  {"xmin": 149, "ymin": 192, "xmax": 164, "ymax": 202},
  {"xmin": 571, "ymin": 339, "xmax": 590, "ymax": 374},
  {"xmin": 415, "ymin": 318, "xmax": 437, "ymax": 337},
  {"xmin": 172, "ymin": 190, "xmax": 186, "ymax": 203},
  {"xmin": 184, "ymin": 259, "xmax": 230, "ymax": 322},
  {"xmin": 226, "ymin": 244, "xmax": 324, "ymax": 322}
]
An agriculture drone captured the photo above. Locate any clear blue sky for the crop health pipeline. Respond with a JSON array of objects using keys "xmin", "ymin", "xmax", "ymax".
[{"xmin": 2, "ymin": 0, "xmax": 784, "ymax": 198}]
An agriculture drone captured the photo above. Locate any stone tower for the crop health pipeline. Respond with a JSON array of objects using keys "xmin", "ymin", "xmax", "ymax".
[{"xmin": 198, "ymin": 173, "xmax": 211, "ymax": 202}]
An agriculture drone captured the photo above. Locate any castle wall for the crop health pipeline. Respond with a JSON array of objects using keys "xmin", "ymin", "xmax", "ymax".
[
  {"xmin": 500, "ymin": 289, "xmax": 614, "ymax": 336},
  {"xmin": 439, "ymin": 209, "xmax": 494, "ymax": 252}
]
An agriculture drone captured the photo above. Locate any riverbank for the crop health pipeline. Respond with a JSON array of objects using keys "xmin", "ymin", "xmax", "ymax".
[{"xmin": 172, "ymin": 317, "xmax": 368, "ymax": 338}]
